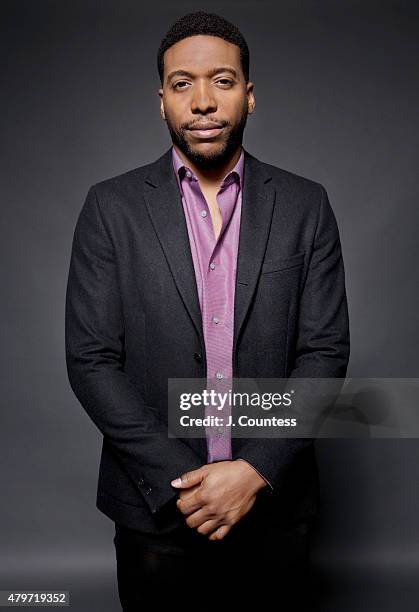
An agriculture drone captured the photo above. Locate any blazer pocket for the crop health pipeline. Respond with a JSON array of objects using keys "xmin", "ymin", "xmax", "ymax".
[{"xmin": 261, "ymin": 252, "xmax": 305, "ymax": 274}]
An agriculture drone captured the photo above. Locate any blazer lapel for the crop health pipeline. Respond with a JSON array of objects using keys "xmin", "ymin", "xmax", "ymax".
[
  {"xmin": 142, "ymin": 147, "xmax": 276, "ymax": 357},
  {"xmin": 233, "ymin": 151, "xmax": 276, "ymax": 357},
  {"xmin": 143, "ymin": 148, "xmax": 204, "ymax": 346}
]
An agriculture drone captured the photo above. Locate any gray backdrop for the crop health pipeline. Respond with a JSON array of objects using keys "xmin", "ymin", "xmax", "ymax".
[{"xmin": 1, "ymin": 1, "xmax": 418, "ymax": 610}]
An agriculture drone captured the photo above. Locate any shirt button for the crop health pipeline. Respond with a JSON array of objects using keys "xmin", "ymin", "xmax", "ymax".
[
  {"xmin": 216, "ymin": 372, "xmax": 223, "ymax": 379},
  {"xmin": 217, "ymin": 427, "xmax": 225, "ymax": 434},
  {"xmin": 212, "ymin": 316, "xmax": 219, "ymax": 324},
  {"xmin": 210, "ymin": 262, "xmax": 216, "ymax": 270},
  {"xmin": 200, "ymin": 210, "xmax": 207, "ymax": 218}
]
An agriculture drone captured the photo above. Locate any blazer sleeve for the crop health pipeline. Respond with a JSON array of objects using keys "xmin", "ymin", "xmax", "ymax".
[
  {"xmin": 235, "ymin": 184, "xmax": 350, "ymax": 490},
  {"xmin": 65, "ymin": 185, "xmax": 204, "ymax": 515}
]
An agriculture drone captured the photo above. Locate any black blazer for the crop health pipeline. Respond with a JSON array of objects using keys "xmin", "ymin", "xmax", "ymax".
[{"xmin": 65, "ymin": 147, "xmax": 350, "ymax": 534}]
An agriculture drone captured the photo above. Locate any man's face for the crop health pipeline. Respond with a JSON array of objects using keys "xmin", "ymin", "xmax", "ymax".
[{"xmin": 158, "ymin": 35, "xmax": 255, "ymax": 169}]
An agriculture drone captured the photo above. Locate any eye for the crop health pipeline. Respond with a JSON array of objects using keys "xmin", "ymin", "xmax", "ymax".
[
  {"xmin": 172, "ymin": 79, "xmax": 234, "ymax": 90},
  {"xmin": 173, "ymin": 81, "xmax": 189, "ymax": 90}
]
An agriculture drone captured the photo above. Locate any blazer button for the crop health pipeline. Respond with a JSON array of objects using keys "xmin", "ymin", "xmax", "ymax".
[
  {"xmin": 138, "ymin": 478, "xmax": 144, "ymax": 486},
  {"xmin": 144, "ymin": 486, "xmax": 152, "ymax": 495},
  {"xmin": 194, "ymin": 352, "xmax": 203, "ymax": 363}
]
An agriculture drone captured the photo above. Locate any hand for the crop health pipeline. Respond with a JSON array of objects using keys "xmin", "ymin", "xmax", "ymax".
[{"xmin": 170, "ymin": 460, "xmax": 267, "ymax": 541}]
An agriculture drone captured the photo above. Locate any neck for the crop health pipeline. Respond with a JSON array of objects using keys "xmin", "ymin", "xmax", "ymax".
[{"xmin": 173, "ymin": 144, "xmax": 242, "ymax": 190}]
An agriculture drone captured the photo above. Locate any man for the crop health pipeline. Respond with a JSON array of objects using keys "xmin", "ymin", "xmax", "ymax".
[{"xmin": 65, "ymin": 10, "xmax": 349, "ymax": 611}]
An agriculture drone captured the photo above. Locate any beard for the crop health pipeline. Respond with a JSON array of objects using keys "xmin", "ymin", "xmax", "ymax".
[{"xmin": 165, "ymin": 102, "xmax": 248, "ymax": 170}]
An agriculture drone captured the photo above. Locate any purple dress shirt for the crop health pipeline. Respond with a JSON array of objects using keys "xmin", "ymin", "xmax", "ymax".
[{"xmin": 172, "ymin": 145, "xmax": 243, "ymax": 464}]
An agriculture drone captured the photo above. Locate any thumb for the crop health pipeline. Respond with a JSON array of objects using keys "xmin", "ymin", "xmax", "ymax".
[{"xmin": 171, "ymin": 468, "xmax": 205, "ymax": 489}]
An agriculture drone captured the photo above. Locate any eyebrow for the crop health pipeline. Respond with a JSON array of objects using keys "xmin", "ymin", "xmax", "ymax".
[{"xmin": 166, "ymin": 66, "xmax": 238, "ymax": 84}]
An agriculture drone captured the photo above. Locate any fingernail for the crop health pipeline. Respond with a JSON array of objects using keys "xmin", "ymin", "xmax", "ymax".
[{"xmin": 171, "ymin": 478, "xmax": 182, "ymax": 487}]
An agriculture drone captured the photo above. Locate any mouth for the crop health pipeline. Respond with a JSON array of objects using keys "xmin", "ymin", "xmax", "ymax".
[{"xmin": 188, "ymin": 127, "xmax": 224, "ymax": 140}]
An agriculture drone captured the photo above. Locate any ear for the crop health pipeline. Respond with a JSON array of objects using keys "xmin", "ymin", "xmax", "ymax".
[
  {"xmin": 246, "ymin": 82, "xmax": 255, "ymax": 114},
  {"xmin": 158, "ymin": 88, "xmax": 165, "ymax": 120}
]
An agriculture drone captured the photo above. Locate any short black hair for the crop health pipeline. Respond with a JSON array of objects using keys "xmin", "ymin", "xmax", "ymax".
[{"xmin": 157, "ymin": 11, "xmax": 250, "ymax": 86}]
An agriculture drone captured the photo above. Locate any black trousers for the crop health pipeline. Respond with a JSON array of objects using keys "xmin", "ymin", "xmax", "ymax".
[{"xmin": 113, "ymin": 515, "xmax": 314, "ymax": 611}]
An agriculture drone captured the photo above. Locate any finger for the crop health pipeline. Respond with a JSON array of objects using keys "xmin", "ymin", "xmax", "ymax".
[
  {"xmin": 185, "ymin": 509, "xmax": 218, "ymax": 530},
  {"xmin": 177, "ymin": 483, "xmax": 207, "ymax": 514},
  {"xmin": 208, "ymin": 524, "xmax": 231, "ymax": 541},
  {"xmin": 195, "ymin": 519, "xmax": 220, "ymax": 536},
  {"xmin": 178, "ymin": 484, "xmax": 201, "ymax": 501},
  {"xmin": 176, "ymin": 493, "xmax": 202, "ymax": 515},
  {"xmin": 171, "ymin": 468, "xmax": 205, "ymax": 489}
]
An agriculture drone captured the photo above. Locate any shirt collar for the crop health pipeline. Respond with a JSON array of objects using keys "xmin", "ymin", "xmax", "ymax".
[{"xmin": 171, "ymin": 145, "xmax": 244, "ymax": 197}]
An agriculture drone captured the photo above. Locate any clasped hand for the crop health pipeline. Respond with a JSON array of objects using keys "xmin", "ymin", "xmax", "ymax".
[{"xmin": 171, "ymin": 459, "xmax": 267, "ymax": 541}]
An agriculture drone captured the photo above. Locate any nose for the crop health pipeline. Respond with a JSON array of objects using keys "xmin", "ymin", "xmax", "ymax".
[{"xmin": 190, "ymin": 79, "xmax": 217, "ymax": 114}]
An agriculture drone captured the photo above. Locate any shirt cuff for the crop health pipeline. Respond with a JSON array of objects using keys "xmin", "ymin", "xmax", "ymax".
[{"xmin": 236, "ymin": 457, "xmax": 274, "ymax": 493}]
